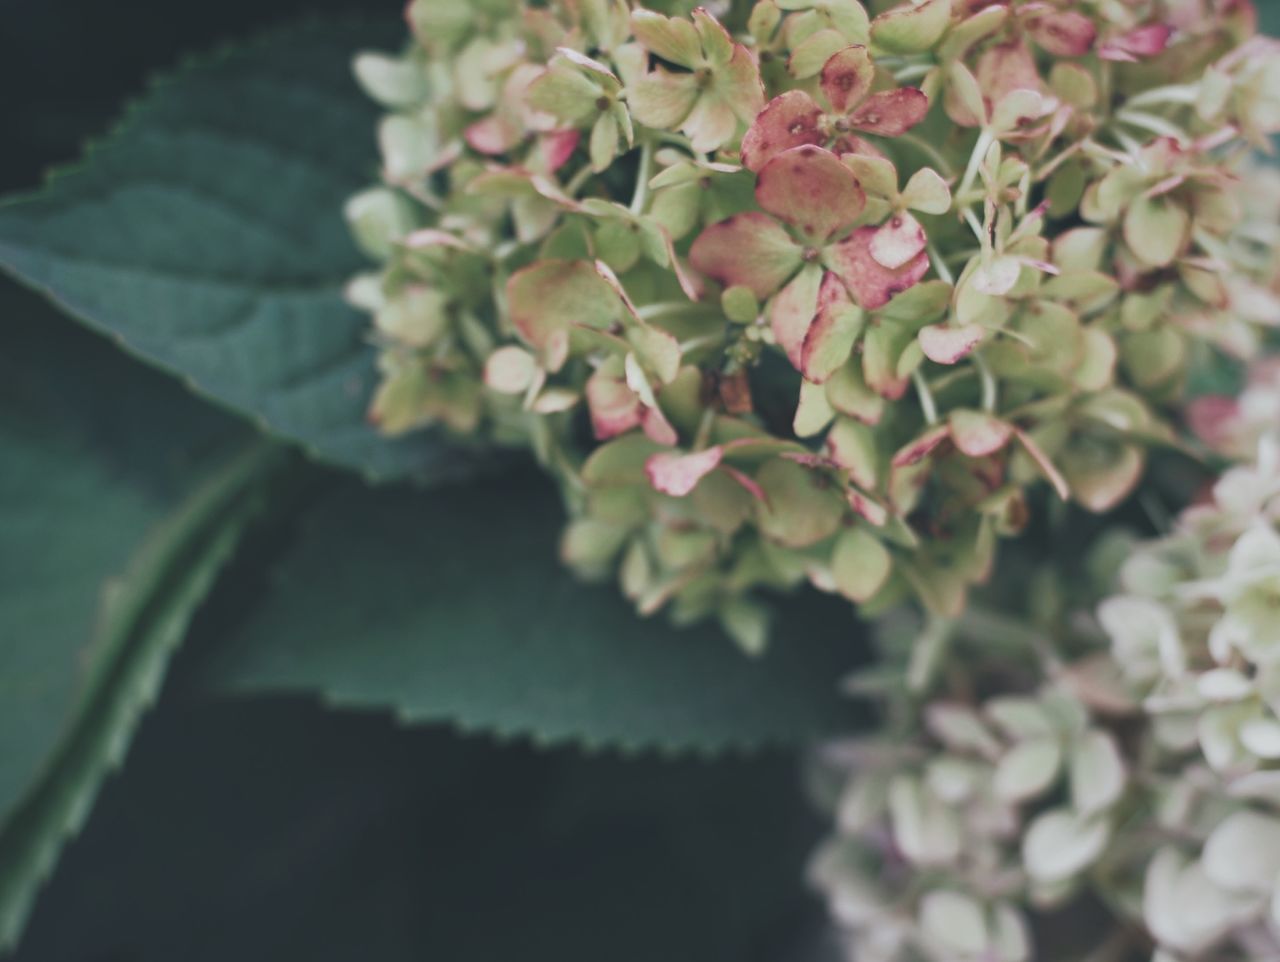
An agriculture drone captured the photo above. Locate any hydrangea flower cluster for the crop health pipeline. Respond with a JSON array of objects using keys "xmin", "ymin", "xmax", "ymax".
[
  {"xmin": 809, "ymin": 359, "xmax": 1280, "ymax": 962},
  {"xmin": 346, "ymin": 0, "xmax": 1279, "ymax": 650}
]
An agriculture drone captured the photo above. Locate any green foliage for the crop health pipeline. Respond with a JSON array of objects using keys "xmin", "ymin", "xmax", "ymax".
[
  {"xmin": 0, "ymin": 299, "xmax": 287, "ymax": 950},
  {"xmin": 197, "ymin": 471, "xmax": 865, "ymax": 754},
  {"xmin": 0, "ymin": 19, "xmax": 482, "ymax": 484}
]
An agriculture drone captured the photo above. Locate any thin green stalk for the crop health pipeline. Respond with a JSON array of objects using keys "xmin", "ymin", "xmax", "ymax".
[
  {"xmin": 912, "ymin": 369, "xmax": 939, "ymax": 425},
  {"xmin": 629, "ymin": 137, "xmax": 655, "ymax": 216}
]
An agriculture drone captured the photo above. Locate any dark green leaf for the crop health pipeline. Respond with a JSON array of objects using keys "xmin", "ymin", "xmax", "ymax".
[
  {"xmin": 197, "ymin": 473, "xmax": 867, "ymax": 754},
  {"xmin": 0, "ymin": 19, "xmax": 478, "ymax": 483},
  {"xmin": 0, "ymin": 292, "xmax": 285, "ymax": 950}
]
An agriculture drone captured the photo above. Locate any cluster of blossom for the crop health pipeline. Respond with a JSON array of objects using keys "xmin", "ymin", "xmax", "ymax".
[
  {"xmin": 346, "ymin": 0, "xmax": 1280, "ymax": 650},
  {"xmin": 809, "ymin": 360, "xmax": 1280, "ymax": 962}
]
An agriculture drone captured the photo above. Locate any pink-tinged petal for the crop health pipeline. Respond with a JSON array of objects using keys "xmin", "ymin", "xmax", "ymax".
[
  {"xmin": 1026, "ymin": 10, "xmax": 1097, "ymax": 57},
  {"xmin": 846, "ymin": 487, "xmax": 888, "ymax": 526},
  {"xmin": 891, "ymin": 424, "xmax": 952, "ymax": 467},
  {"xmin": 769, "ymin": 264, "xmax": 825, "ymax": 369},
  {"xmin": 740, "ymin": 90, "xmax": 824, "ymax": 172},
  {"xmin": 465, "ymin": 114, "xmax": 521, "ymax": 155},
  {"xmin": 689, "ymin": 212, "xmax": 803, "ymax": 300},
  {"xmin": 539, "ymin": 129, "xmax": 581, "ymax": 172},
  {"xmin": 641, "ymin": 405, "xmax": 679, "ymax": 446},
  {"xmin": 847, "ymin": 88, "xmax": 931, "ymax": 137},
  {"xmin": 755, "ymin": 145, "xmax": 867, "ymax": 243},
  {"xmin": 1014, "ymin": 429, "xmax": 1070, "ymax": 500},
  {"xmin": 820, "ymin": 45, "xmax": 875, "ymax": 114},
  {"xmin": 1098, "ymin": 23, "xmax": 1172, "ymax": 61},
  {"xmin": 870, "ymin": 212, "xmax": 927, "ymax": 270},
  {"xmin": 1185, "ymin": 395, "xmax": 1240, "ymax": 450},
  {"xmin": 646, "ymin": 446, "xmax": 724, "ymax": 496},
  {"xmin": 919, "ymin": 323, "xmax": 986, "ymax": 364},
  {"xmin": 586, "ymin": 371, "xmax": 642, "ymax": 439},
  {"xmin": 825, "ymin": 226, "xmax": 931, "ymax": 310},
  {"xmin": 976, "ymin": 39, "xmax": 1044, "ymax": 104},
  {"xmin": 948, "ymin": 409, "xmax": 1013, "ymax": 457},
  {"xmin": 801, "ymin": 274, "xmax": 865, "ymax": 383},
  {"xmin": 723, "ymin": 466, "xmax": 768, "ymax": 502}
]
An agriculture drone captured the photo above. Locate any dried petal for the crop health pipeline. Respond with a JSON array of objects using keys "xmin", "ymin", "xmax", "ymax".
[
  {"xmin": 820, "ymin": 45, "xmax": 875, "ymax": 114},
  {"xmin": 755, "ymin": 145, "xmax": 867, "ymax": 242},
  {"xmin": 848, "ymin": 88, "xmax": 931, "ymax": 137},
  {"xmin": 740, "ymin": 89, "xmax": 825, "ymax": 172},
  {"xmin": 689, "ymin": 212, "xmax": 803, "ymax": 299},
  {"xmin": 825, "ymin": 226, "xmax": 931, "ymax": 310}
]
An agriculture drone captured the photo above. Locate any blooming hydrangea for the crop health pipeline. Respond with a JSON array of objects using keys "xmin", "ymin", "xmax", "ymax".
[
  {"xmin": 811, "ymin": 361, "xmax": 1280, "ymax": 962},
  {"xmin": 346, "ymin": 0, "xmax": 1280, "ymax": 651}
]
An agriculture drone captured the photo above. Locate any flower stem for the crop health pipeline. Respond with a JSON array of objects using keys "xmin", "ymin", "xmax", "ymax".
[
  {"xmin": 629, "ymin": 137, "xmax": 655, "ymax": 217},
  {"xmin": 565, "ymin": 164, "xmax": 595, "ymax": 197},
  {"xmin": 912, "ymin": 369, "xmax": 939, "ymax": 425},
  {"xmin": 928, "ymin": 242, "xmax": 954, "ymax": 285},
  {"xmin": 973, "ymin": 350, "xmax": 997, "ymax": 413},
  {"xmin": 957, "ymin": 128, "xmax": 995, "ymax": 206}
]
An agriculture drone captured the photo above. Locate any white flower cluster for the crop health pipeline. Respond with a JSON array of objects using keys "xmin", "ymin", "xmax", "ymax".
[{"xmin": 811, "ymin": 359, "xmax": 1280, "ymax": 962}]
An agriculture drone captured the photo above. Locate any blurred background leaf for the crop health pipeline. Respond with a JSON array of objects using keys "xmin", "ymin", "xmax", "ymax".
[
  {"xmin": 0, "ymin": 17, "xmax": 481, "ymax": 484},
  {"xmin": 193, "ymin": 470, "xmax": 866, "ymax": 754},
  {"xmin": 0, "ymin": 286, "xmax": 286, "ymax": 950}
]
